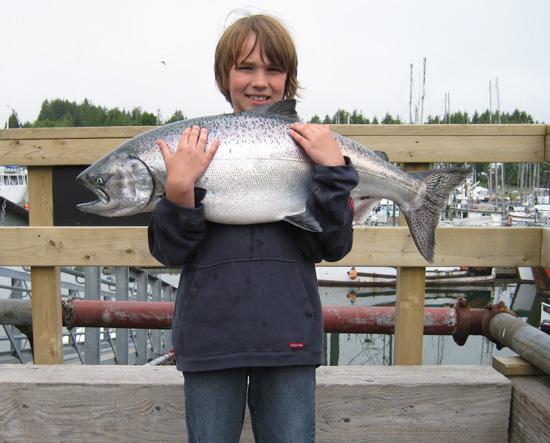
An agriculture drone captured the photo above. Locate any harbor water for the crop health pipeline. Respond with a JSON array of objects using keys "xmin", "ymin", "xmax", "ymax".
[
  {"xmin": 0, "ymin": 266, "xmax": 543, "ymax": 366},
  {"xmin": 320, "ymin": 279, "xmax": 539, "ymax": 366}
]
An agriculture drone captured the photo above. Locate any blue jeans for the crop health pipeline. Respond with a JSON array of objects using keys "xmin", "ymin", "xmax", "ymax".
[{"xmin": 183, "ymin": 366, "xmax": 316, "ymax": 442}]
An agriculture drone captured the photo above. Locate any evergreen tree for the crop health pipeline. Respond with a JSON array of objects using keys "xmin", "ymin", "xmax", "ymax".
[{"xmin": 166, "ymin": 110, "xmax": 186, "ymax": 124}]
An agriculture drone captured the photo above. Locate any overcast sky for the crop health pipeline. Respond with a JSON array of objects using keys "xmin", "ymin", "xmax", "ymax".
[{"xmin": 2, "ymin": 0, "xmax": 548, "ymax": 127}]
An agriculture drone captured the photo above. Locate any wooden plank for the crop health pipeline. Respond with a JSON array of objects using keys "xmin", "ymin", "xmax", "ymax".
[
  {"xmin": 0, "ymin": 126, "xmax": 153, "ymax": 140},
  {"xmin": 30, "ymin": 268, "xmax": 63, "ymax": 364},
  {"xmin": 0, "ymin": 365, "xmax": 511, "ymax": 442},
  {"xmin": 541, "ymin": 228, "xmax": 550, "ymax": 269},
  {"xmin": 493, "ymin": 356, "xmax": 544, "ymax": 376},
  {"xmin": 394, "ymin": 162, "xmax": 428, "ymax": 366},
  {"xmin": 340, "ymin": 135, "xmax": 543, "ymax": 163},
  {"xmin": 0, "ymin": 139, "xmax": 126, "ymax": 166},
  {"xmin": 394, "ymin": 267, "xmax": 425, "ymax": 365},
  {"xmin": 28, "ymin": 167, "xmax": 55, "ymax": 226},
  {"xmin": 508, "ymin": 375, "xmax": 550, "ymax": 443},
  {"xmin": 0, "ymin": 135, "xmax": 542, "ymax": 165},
  {"xmin": 0, "ymin": 227, "xmax": 161, "ymax": 267},
  {"xmin": 1, "ymin": 123, "xmax": 544, "ymax": 140},
  {"xmin": 27, "ymin": 167, "xmax": 63, "ymax": 364},
  {"xmin": 331, "ymin": 124, "xmax": 546, "ymax": 137},
  {"xmin": 339, "ymin": 226, "xmax": 541, "ymax": 267},
  {"xmin": 0, "ymin": 226, "xmax": 541, "ymax": 267},
  {"xmin": 0, "ymin": 126, "xmax": 546, "ymax": 165},
  {"xmin": 316, "ymin": 365, "xmax": 510, "ymax": 442}
]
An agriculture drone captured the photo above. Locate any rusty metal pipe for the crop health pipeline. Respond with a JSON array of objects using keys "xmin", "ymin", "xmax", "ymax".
[
  {"xmin": 489, "ymin": 312, "xmax": 550, "ymax": 375},
  {"xmin": 0, "ymin": 299, "xmax": 521, "ymax": 352},
  {"xmin": 62, "ymin": 299, "xmax": 174, "ymax": 329},
  {"xmin": 322, "ymin": 306, "xmax": 457, "ymax": 335}
]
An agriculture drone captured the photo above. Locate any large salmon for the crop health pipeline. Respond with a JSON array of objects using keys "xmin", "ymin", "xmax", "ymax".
[{"xmin": 76, "ymin": 99, "xmax": 470, "ymax": 263}]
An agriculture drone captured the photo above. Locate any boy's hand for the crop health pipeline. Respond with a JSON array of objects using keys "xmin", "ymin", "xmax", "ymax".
[
  {"xmin": 289, "ymin": 123, "xmax": 345, "ymax": 166},
  {"xmin": 157, "ymin": 126, "xmax": 220, "ymax": 207}
]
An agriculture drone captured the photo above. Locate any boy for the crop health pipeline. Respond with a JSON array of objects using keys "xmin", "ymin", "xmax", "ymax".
[{"xmin": 148, "ymin": 14, "xmax": 359, "ymax": 442}]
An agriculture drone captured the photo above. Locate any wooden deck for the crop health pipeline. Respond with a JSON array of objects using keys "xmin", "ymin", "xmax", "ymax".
[
  {"xmin": 0, "ymin": 124, "xmax": 549, "ymax": 365},
  {"xmin": 0, "ymin": 365, "xmax": 511, "ymax": 442}
]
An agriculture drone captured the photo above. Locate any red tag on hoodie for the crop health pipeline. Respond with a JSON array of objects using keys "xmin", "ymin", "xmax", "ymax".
[{"xmin": 289, "ymin": 342, "xmax": 305, "ymax": 349}]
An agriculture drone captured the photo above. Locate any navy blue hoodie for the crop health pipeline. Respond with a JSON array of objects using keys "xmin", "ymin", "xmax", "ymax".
[{"xmin": 148, "ymin": 159, "xmax": 359, "ymax": 372}]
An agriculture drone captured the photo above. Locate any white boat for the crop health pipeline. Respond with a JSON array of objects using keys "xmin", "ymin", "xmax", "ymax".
[
  {"xmin": 0, "ymin": 166, "xmax": 28, "ymax": 206},
  {"xmin": 540, "ymin": 302, "xmax": 550, "ymax": 334},
  {"xmin": 316, "ymin": 266, "xmax": 496, "ymax": 287}
]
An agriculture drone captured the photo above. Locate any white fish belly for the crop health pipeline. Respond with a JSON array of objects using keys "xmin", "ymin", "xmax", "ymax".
[{"xmin": 198, "ymin": 157, "xmax": 313, "ymax": 225}]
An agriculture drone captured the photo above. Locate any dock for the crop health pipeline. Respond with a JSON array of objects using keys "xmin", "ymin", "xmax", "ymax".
[
  {"xmin": 0, "ymin": 364, "xmax": 512, "ymax": 442},
  {"xmin": 0, "ymin": 123, "xmax": 549, "ymax": 441}
]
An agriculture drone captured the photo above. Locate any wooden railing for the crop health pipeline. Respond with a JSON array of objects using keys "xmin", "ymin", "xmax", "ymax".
[{"xmin": 0, "ymin": 124, "xmax": 549, "ymax": 364}]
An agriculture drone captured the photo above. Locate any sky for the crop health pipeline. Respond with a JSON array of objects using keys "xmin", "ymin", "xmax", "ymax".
[{"xmin": 2, "ymin": 0, "xmax": 549, "ymax": 127}]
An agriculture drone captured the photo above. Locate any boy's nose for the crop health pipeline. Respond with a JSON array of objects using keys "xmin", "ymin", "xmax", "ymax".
[{"xmin": 251, "ymin": 70, "xmax": 268, "ymax": 88}]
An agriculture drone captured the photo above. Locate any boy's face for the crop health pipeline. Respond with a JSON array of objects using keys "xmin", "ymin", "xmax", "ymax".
[{"xmin": 228, "ymin": 33, "xmax": 287, "ymax": 113}]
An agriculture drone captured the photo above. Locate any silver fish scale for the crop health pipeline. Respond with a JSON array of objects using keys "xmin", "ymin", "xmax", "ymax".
[
  {"xmin": 194, "ymin": 114, "xmax": 314, "ymax": 224},
  {"xmin": 335, "ymin": 134, "xmax": 426, "ymax": 211},
  {"xmin": 77, "ymin": 99, "xmax": 472, "ymax": 262}
]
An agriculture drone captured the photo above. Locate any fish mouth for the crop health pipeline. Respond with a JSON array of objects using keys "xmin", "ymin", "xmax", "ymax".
[
  {"xmin": 75, "ymin": 168, "xmax": 119, "ymax": 215},
  {"xmin": 75, "ymin": 158, "xmax": 156, "ymax": 217},
  {"xmin": 77, "ymin": 187, "xmax": 110, "ymax": 208},
  {"xmin": 75, "ymin": 182, "xmax": 117, "ymax": 214}
]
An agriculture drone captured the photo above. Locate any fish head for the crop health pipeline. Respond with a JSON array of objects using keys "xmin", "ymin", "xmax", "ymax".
[{"xmin": 76, "ymin": 150, "xmax": 156, "ymax": 217}]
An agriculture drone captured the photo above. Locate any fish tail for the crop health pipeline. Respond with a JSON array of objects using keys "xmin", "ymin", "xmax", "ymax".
[{"xmin": 401, "ymin": 167, "xmax": 471, "ymax": 264}]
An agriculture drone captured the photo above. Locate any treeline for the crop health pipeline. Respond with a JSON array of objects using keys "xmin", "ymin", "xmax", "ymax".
[
  {"xmin": 309, "ymin": 108, "xmax": 536, "ymax": 125},
  {"xmin": 8, "ymin": 98, "xmax": 538, "ymax": 128},
  {"xmin": 308, "ymin": 108, "xmax": 545, "ymax": 190},
  {"xmin": 5, "ymin": 98, "xmax": 547, "ymax": 188},
  {"xmin": 9, "ymin": 98, "xmax": 186, "ymax": 128}
]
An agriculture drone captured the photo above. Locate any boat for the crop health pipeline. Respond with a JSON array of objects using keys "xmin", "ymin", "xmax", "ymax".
[
  {"xmin": 316, "ymin": 266, "xmax": 497, "ymax": 287},
  {"xmin": 540, "ymin": 302, "xmax": 550, "ymax": 335},
  {"xmin": 0, "ymin": 166, "xmax": 28, "ymax": 207}
]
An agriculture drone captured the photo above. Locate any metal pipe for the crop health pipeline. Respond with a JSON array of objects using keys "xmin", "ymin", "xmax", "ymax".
[
  {"xmin": 489, "ymin": 312, "xmax": 550, "ymax": 375},
  {"xmin": 14, "ymin": 296, "xmax": 550, "ymax": 375},
  {"xmin": 0, "ymin": 299, "xmax": 32, "ymax": 325},
  {"xmin": 145, "ymin": 350, "xmax": 175, "ymax": 366},
  {"xmin": 63, "ymin": 300, "xmax": 174, "ymax": 330},
  {"xmin": 322, "ymin": 306, "xmax": 457, "ymax": 335}
]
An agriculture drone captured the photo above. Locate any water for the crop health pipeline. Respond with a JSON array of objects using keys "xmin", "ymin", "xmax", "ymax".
[
  {"xmin": 320, "ymin": 281, "xmax": 542, "ymax": 366},
  {"xmin": 0, "ymin": 266, "xmax": 542, "ymax": 366}
]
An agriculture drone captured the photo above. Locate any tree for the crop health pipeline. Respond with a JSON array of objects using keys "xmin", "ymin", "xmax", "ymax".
[
  {"xmin": 166, "ymin": 110, "xmax": 186, "ymax": 123},
  {"xmin": 140, "ymin": 112, "xmax": 157, "ymax": 125}
]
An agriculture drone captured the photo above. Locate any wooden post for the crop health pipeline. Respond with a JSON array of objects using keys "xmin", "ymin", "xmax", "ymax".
[
  {"xmin": 28, "ymin": 167, "xmax": 63, "ymax": 364},
  {"xmin": 394, "ymin": 162, "xmax": 428, "ymax": 365}
]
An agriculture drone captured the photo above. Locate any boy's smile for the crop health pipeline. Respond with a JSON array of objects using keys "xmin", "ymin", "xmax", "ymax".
[{"xmin": 229, "ymin": 33, "xmax": 287, "ymax": 113}]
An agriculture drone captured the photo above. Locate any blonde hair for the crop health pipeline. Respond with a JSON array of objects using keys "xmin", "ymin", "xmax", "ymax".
[{"xmin": 215, "ymin": 14, "xmax": 301, "ymax": 105}]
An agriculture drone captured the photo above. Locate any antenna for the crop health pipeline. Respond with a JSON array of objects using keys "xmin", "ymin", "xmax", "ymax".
[
  {"xmin": 420, "ymin": 58, "xmax": 426, "ymax": 124},
  {"xmin": 495, "ymin": 77, "xmax": 501, "ymax": 124},
  {"xmin": 409, "ymin": 64, "xmax": 413, "ymax": 124},
  {"xmin": 489, "ymin": 80, "xmax": 493, "ymax": 124},
  {"xmin": 444, "ymin": 93, "xmax": 451, "ymax": 123}
]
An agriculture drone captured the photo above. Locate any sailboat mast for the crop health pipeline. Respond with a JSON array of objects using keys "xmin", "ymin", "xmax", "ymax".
[
  {"xmin": 420, "ymin": 57, "xmax": 426, "ymax": 124},
  {"xmin": 409, "ymin": 64, "xmax": 413, "ymax": 124}
]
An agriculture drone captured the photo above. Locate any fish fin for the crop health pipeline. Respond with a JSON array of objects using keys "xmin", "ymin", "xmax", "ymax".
[
  {"xmin": 401, "ymin": 167, "xmax": 472, "ymax": 264},
  {"xmin": 353, "ymin": 197, "xmax": 381, "ymax": 224},
  {"xmin": 373, "ymin": 150, "xmax": 389, "ymax": 162},
  {"xmin": 241, "ymin": 99, "xmax": 300, "ymax": 122},
  {"xmin": 284, "ymin": 211, "xmax": 323, "ymax": 232}
]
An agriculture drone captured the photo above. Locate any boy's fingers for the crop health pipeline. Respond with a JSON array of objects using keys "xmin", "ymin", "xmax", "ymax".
[{"xmin": 156, "ymin": 140, "xmax": 171, "ymax": 162}]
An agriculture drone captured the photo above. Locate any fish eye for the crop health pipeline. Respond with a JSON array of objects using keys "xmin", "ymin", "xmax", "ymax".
[{"xmin": 95, "ymin": 177, "xmax": 105, "ymax": 186}]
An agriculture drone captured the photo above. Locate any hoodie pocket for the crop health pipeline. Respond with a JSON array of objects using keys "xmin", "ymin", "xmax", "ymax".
[{"xmin": 180, "ymin": 259, "xmax": 314, "ymax": 357}]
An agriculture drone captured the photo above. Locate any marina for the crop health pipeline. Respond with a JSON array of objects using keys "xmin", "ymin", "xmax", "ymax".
[{"xmin": 0, "ymin": 123, "xmax": 548, "ymax": 441}]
